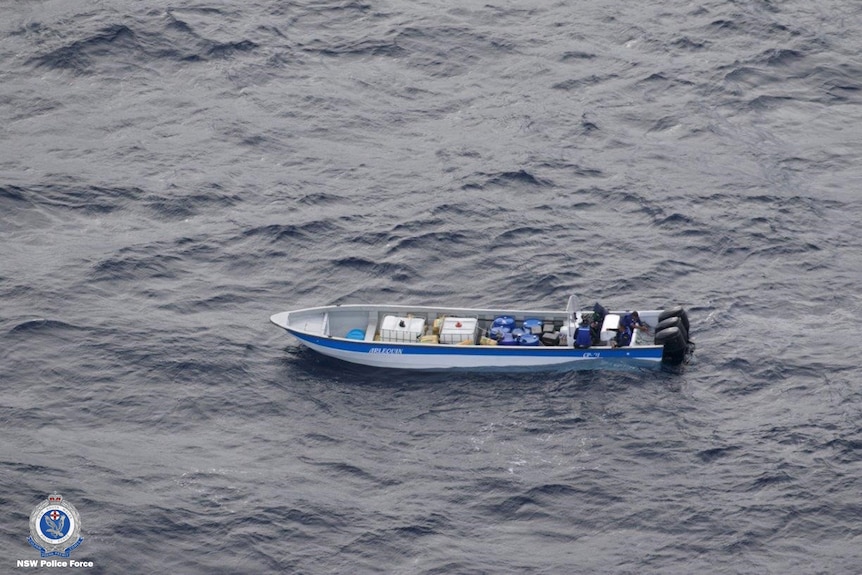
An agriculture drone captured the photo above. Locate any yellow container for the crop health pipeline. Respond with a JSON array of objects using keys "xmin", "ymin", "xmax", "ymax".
[{"xmin": 433, "ymin": 317, "xmax": 444, "ymax": 335}]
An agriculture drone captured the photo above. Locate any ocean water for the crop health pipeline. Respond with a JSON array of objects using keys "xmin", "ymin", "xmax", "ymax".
[{"xmin": 2, "ymin": 0, "xmax": 862, "ymax": 573}]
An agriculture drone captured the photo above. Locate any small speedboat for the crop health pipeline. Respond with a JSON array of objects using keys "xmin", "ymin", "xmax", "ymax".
[{"xmin": 270, "ymin": 296, "xmax": 694, "ymax": 371}]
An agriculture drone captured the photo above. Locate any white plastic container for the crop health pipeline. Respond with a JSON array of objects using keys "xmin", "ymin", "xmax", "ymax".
[
  {"xmin": 600, "ymin": 314, "xmax": 621, "ymax": 342},
  {"xmin": 438, "ymin": 317, "xmax": 478, "ymax": 344},
  {"xmin": 380, "ymin": 315, "xmax": 426, "ymax": 342}
]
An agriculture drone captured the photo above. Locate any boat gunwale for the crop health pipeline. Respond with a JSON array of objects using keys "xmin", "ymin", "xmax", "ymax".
[{"xmin": 273, "ymin": 304, "xmax": 666, "ymax": 351}]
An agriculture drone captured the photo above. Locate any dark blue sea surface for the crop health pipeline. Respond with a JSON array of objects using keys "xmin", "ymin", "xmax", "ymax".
[{"xmin": 2, "ymin": 0, "xmax": 862, "ymax": 573}]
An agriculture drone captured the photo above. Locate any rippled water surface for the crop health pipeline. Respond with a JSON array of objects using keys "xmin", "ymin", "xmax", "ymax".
[{"xmin": 2, "ymin": 1, "xmax": 862, "ymax": 573}]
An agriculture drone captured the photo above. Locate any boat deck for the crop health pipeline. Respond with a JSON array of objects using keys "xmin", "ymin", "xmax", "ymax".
[{"xmin": 279, "ymin": 305, "xmax": 661, "ymax": 350}]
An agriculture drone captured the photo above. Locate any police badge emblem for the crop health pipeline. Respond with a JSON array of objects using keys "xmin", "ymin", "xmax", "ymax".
[{"xmin": 28, "ymin": 493, "xmax": 84, "ymax": 558}]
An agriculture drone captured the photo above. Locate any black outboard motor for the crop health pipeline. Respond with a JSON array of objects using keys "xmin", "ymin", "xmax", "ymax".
[
  {"xmin": 657, "ymin": 306, "xmax": 689, "ymax": 336},
  {"xmin": 655, "ymin": 327, "xmax": 688, "ymax": 365},
  {"xmin": 654, "ymin": 315, "xmax": 689, "ymax": 343},
  {"xmin": 655, "ymin": 306, "xmax": 695, "ymax": 366}
]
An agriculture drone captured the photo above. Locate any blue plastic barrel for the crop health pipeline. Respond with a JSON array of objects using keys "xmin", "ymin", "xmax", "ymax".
[
  {"xmin": 498, "ymin": 333, "xmax": 517, "ymax": 345},
  {"xmin": 522, "ymin": 318, "xmax": 542, "ymax": 334},
  {"xmin": 493, "ymin": 316, "xmax": 516, "ymax": 331},
  {"xmin": 518, "ymin": 333, "xmax": 540, "ymax": 346},
  {"xmin": 489, "ymin": 326, "xmax": 509, "ymax": 340}
]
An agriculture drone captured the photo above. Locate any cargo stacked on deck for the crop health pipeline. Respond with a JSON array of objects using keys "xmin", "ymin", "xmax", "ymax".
[
  {"xmin": 439, "ymin": 317, "xmax": 478, "ymax": 344},
  {"xmin": 379, "ymin": 315, "xmax": 426, "ymax": 343}
]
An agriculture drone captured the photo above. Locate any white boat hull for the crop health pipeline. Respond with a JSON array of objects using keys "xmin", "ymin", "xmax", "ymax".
[{"xmin": 270, "ymin": 301, "xmax": 693, "ymax": 372}]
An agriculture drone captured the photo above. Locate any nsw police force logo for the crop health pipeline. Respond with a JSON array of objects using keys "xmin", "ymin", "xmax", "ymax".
[{"xmin": 28, "ymin": 493, "xmax": 84, "ymax": 558}]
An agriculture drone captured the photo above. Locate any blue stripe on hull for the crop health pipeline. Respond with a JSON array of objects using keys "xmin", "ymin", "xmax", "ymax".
[{"xmin": 287, "ymin": 329, "xmax": 664, "ymax": 370}]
